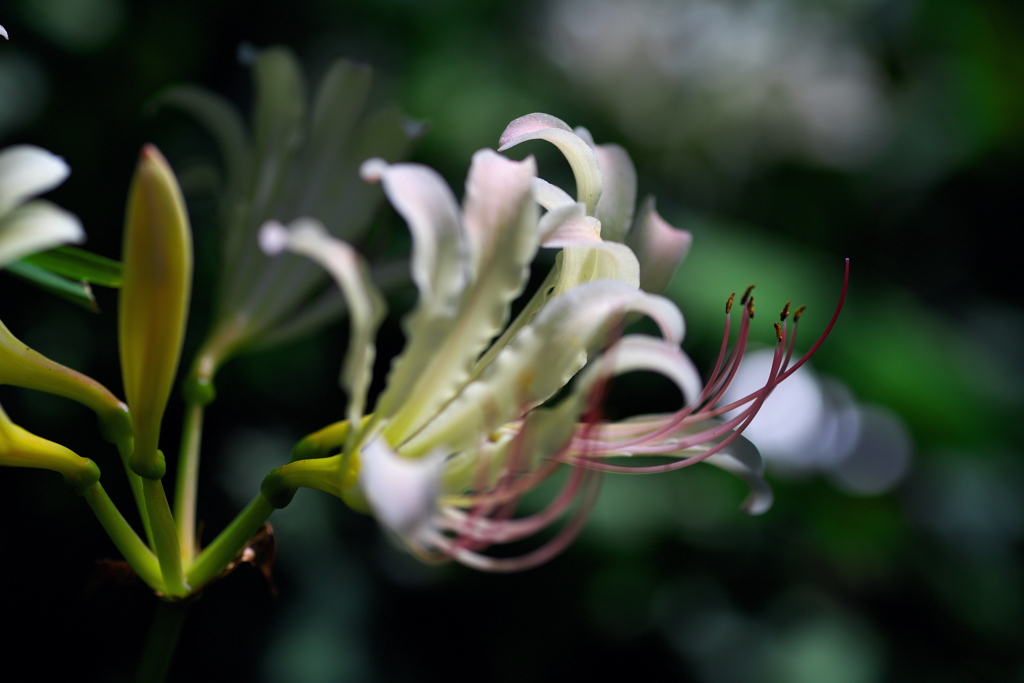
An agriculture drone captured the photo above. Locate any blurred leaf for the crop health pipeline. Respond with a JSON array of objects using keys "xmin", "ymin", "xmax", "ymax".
[
  {"xmin": 22, "ymin": 245, "xmax": 122, "ymax": 287},
  {"xmin": 4, "ymin": 259, "xmax": 98, "ymax": 311}
]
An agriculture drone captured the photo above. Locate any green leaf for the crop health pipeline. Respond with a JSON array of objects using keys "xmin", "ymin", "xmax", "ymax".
[
  {"xmin": 4, "ymin": 259, "xmax": 99, "ymax": 311},
  {"xmin": 23, "ymin": 245, "xmax": 123, "ymax": 287}
]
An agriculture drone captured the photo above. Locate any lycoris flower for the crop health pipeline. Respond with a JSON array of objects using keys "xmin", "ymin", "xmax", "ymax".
[{"xmin": 261, "ymin": 114, "xmax": 846, "ymax": 572}]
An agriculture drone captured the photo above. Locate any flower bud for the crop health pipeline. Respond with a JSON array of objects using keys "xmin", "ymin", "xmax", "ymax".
[{"xmin": 118, "ymin": 145, "xmax": 192, "ymax": 479}]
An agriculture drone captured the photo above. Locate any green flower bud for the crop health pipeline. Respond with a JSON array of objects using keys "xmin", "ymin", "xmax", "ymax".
[{"xmin": 118, "ymin": 145, "xmax": 192, "ymax": 480}]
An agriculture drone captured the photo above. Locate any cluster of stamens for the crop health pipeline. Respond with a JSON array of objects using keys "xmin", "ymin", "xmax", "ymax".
[{"xmin": 415, "ymin": 260, "xmax": 850, "ymax": 571}]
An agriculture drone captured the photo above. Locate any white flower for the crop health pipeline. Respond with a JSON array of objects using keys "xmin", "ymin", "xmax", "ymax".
[
  {"xmin": 0, "ymin": 145, "xmax": 83, "ymax": 269},
  {"xmin": 262, "ymin": 115, "xmax": 846, "ymax": 571}
]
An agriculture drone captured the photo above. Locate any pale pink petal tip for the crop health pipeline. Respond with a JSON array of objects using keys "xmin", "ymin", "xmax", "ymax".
[
  {"xmin": 258, "ymin": 220, "xmax": 290, "ymax": 255},
  {"xmin": 498, "ymin": 112, "xmax": 572, "ymax": 150},
  {"xmin": 360, "ymin": 158, "xmax": 389, "ymax": 183},
  {"xmin": 0, "ymin": 25, "xmax": 8, "ymax": 40}
]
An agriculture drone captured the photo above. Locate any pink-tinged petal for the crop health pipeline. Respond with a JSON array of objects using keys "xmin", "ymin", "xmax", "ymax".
[
  {"xmin": 592, "ymin": 143, "xmax": 637, "ymax": 243},
  {"xmin": 498, "ymin": 113, "xmax": 603, "ymax": 214},
  {"xmin": 0, "ymin": 25, "xmax": 7, "ymax": 39},
  {"xmin": 627, "ymin": 196, "xmax": 692, "ymax": 293},
  {"xmin": 461, "ymin": 149, "xmax": 538, "ymax": 271},
  {"xmin": 359, "ymin": 437, "xmax": 445, "ymax": 538},
  {"xmin": 498, "ymin": 112, "xmax": 573, "ymax": 148},
  {"xmin": 360, "ymin": 158, "xmax": 468, "ymax": 317},
  {"xmin": 538, "ymin": 202, "xmax": 602, "ymax": 247},
  {"xmin": 0, "ymin": 146, "xmax": 70, "ymax": 215}
]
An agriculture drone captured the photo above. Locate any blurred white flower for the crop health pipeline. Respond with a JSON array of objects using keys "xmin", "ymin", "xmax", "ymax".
[
  {"xmin": 542, "ymin": 0, "xmax": 891, "ymax": 171},
  {"xmin": 0, "ymin": 145, "xmax": 83, "ymax": 269}
]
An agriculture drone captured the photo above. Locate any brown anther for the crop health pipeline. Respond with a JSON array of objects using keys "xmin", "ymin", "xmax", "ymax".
[
  {"xmin": 740, "ymin": 285, "xmax": 755, "ymax": 305},
  {"xmin": 746, "ymin": 296, "xmax": 755, "ymax": 319},
  {"xmin": 726, "ymin": 292, "xmax": 736, "ymax": 314},
  {"xmin": 780, "ymin": 301, "xmax": 791, "ymax": 321},
  {"xmin": 794, "ymin": 305, "xmax": 806, "ymax": 322},
  {"xmin": 774, "ymin": 322, "xmax": 783, "ymax": 342}
]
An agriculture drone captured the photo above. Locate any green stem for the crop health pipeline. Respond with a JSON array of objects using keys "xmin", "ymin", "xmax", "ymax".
[
  {"xmin": 186, "ymin": 494, "xmax": 275, "ymax": 591},
  {"xmin": 116, "ymin": 438, "xmax": 154, "ymax": 549},
  {"xmin": 82, "ymin": 482, "xmax": 163, "ymax": 592},
  {"xmin": 142, "ymin": 476, "xmax": 189, "ymax": 597},
  {"xmin": 137, "ymin": 599, "xmax": 189, "ymax": 683},
  {"xmin": 173, "ymin": 402, "xmax": 204, "ymax": 564}
]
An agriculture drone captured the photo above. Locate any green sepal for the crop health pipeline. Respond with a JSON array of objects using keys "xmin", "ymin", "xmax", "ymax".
[{"xmin": 22, "ymin": 245, "xmax": 123, "ymax": 287}]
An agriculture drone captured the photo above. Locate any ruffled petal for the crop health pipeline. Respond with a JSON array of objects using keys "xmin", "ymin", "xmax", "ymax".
[
  {"xmin": 0, "ymin": 146, "xmax": 71, "ymax": 216},
  {"xmin": 360, "ymin": 158, "xmax": 467, "ymax": 316},
  {"xmin": 377, "ymin": 152, "xmax": 538, "ymax": 446},
  {"xmin": 402, "ymin": 283, "xmax": 685, "ymax": 457}
]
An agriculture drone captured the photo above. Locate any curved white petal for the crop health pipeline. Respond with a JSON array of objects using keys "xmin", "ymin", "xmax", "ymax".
[
  {"xmin": 531, "ymin": 177, "xmax": 575, "ymax": 212},
  {"xmin": 359, "ymin": 437, "xmax": 445, "ymax": 537},
  {"xmin": 0, "ymin": 146, "xmax": 71, "ymax": 216},
  {"xmin": 703, "ymin": 436, "xmax": 774, "ymax": 515},
  {"xmin": 592, "ymin": 143, "xmax": 637, "ymax": 243},
  {"xmin": 626, "ymin": 196, "xmax": 692, "ymax": 293},
  {"xmin": 551, "ymin": 242, "xmax": 640, "ymax": 295},
  {"xmin": 360, "ymin": 158, "xmax": 468, "ymax": 315},
  {"xmin": 0, "ymin": 200, "xmax": 84, "ymax": 268},
  {"xmin": 0, "ymin": 25, "xmax": 7, "ymax": 39},
  {"xmin": 498, "ymin": 113, "xmax": 603, "ymax": 214},
  {"xmin": 260, "ymin": 218, "xmax": 384, "ymax": 450}
]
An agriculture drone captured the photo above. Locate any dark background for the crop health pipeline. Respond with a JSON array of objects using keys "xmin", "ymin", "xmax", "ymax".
[{"xmin": 1, "ymin": 1, "xmax": 1023, "ymax": 680}]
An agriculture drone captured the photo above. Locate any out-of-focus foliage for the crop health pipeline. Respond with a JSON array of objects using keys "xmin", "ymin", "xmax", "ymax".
[{"xmin": 1, "ymin": 0, "xmax": 1022, "ymax": 681}]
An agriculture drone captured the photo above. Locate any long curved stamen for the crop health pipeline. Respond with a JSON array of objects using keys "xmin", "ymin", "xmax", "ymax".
[
  {"xmin": 432, "ymin": 353, "xmax": 614, "ymax": 568},
  {"xmin": 564, "ymin": 259, "xmax": 849, "ymax": 473}
]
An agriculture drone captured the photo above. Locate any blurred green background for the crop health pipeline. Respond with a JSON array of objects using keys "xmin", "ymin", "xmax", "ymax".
[{"xmin": 1, "ymin": 0, "xmax": 1022, "ymax": 681}]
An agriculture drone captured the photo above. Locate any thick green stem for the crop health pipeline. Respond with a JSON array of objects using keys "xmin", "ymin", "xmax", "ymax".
[
  {"xmin": 186, "ymin": 494, "xmax": 275, "ymax": 591},
  {"xmin": 82, "ymin": 482, "xmax": 163, "ymax": 592},
  {"xmin": 173, "ymin": 402, "xmax": 204, "ymax": 563},
  {"xmin": 142, "ymin": 476, "xmax": 189, "ymax": 597},
  {"xmin": 137, "ymin": 599, "xmax": 189, "ymax": 683}
]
